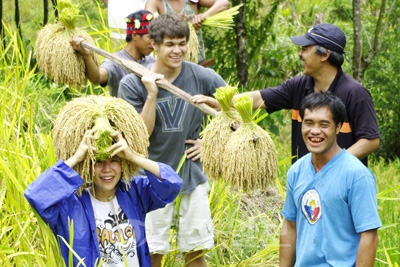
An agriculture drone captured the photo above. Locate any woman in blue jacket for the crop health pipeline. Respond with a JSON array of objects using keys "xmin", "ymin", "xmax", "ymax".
[{"xmin": 25, "ymin": 130, "xmax": 182, "ymax": 267}]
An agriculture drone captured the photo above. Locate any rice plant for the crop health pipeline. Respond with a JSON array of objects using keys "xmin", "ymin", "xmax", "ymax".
[{"xmin": 1, "ymin": 2, "xmax": 399, "ymax": 266}]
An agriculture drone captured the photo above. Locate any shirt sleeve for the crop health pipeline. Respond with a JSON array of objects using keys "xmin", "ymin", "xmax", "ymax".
[
  {"xmin": 260, "ymin": 77, "xmax": 306, "ymax": 113},
  {"xmin": 118, "ymin": 74, "xmax": 146, "ymax": 113},
  {"xmin": 346, "ymin": 87, "xmax": 380, "ymax": 140},
  {"xmin": 24, "ymin": 160, "xmax": 83, "ymax": 226},
  {"xmin": 349, "ymin": 172, "xmax": 382, "ymax": 233},
  {"xmin": 281, "ymin": 169, "xmax": 297, "ymax": 222}
]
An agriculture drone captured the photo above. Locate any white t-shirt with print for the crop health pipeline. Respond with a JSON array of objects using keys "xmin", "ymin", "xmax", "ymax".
[{"xmin": 89, "ymin": 192, "xmax": 140, "ymax": 267}]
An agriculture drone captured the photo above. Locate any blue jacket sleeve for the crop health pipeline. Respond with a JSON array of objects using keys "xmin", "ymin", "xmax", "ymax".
[{"xmin": 24, "ymin": 160, "xmax": 84, "ymax": 227}]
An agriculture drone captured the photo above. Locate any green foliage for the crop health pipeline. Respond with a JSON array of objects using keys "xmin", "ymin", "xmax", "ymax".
[
  {"xmin": 371, "ymin": 158, "xmax": 400, "ymax": 265},
  {"xmin": 365, "ymin": 2, "xmax": 400, "ymax": 160}
]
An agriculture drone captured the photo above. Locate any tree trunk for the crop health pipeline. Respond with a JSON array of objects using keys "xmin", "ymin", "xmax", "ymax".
[
  {"xmin": 0, "ymin": 0, "xmax": 4, "ymax": 48},
  {"xmin": 352, "ymin": 0, "xmax": 363, "ymax": 82},
  {"xmin": 43, "ymin": 0, "xmax": 49, "ymax": 25},
  {"xmin": 233, "ymin": 0, "xmax": 248, "ymax": 88},
  {"xmin": 51, "ymin": 0, "xmax": 58, "ymax": 18},
  {"xmin": 14, "ymin": 0, "xmax": 22, "ymax": 40},
  {"xmin": 352, "ymin": 0, "xmax": 394, "ymax": 82}
]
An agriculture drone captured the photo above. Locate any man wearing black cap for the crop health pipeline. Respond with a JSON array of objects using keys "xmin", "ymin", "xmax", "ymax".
[
  {"xmin": 193, "ymin": 23, "xmax": 380, "ymax": 166},
  {"xmin": 70, "ymin": 10, "xmax": 155, "ymax": 97}
]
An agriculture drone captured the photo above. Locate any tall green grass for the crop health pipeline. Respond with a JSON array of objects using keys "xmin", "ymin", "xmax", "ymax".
[{"xmin": 0, "ymin": 5, "xmax": 399, "ymax": 267}]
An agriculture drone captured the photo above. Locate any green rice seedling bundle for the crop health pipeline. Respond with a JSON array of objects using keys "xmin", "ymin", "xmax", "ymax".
[
  {"xmin": 184, "ymin": 5, "xmax": 242, "ymax": 63},
  {"xmin": 201, "ymin": 86, "xmax": 242, "ymax": 179},
  {"xmin": 52, "ymin": 96, "xmax": 149, "ymax": 194},
  {"xmin": 222, "ymin": 94, "xmax": 277, "ymax": 192},
  {"xmin": 184, "ymin": 23, "xmax": 199, "ymax": 63},
  {"xmin": 202, "ymin": 4, "xmax": 243, "ymax": 29},
  {"xmin": 34, "ymin": 0, "xmax": 99, "ymax": 88}
]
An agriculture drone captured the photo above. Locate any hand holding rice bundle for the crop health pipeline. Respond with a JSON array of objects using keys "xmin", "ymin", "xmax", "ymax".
[
  {"xmin": 222, "ymin": 94, "xmax": 278, "ymax": 192},
  {"xmin": 52, "ymin": 96, "xmax": 149, "ymax": 194},
  {"xmin": 34, "ymin": 0, "xmax": 99, "ymax": 88},
  {"xmin": 184, "ymin": 5, "xmax": 242, "ymax": 63},
  {"xmin": 201, "ymin": 86, "xmax": 242, "ymax": 179}
]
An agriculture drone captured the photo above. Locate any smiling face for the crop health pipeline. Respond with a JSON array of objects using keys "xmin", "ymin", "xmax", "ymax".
[
  {"xmin": 92, "ymin": 156, "xmax": 121, "ymax": 201},
  {"xmin": 301, "ymin": 106, "xmax": 342, "ymax": 159},
  {"xmin": 152, "ymin": 37, "xmax": 187, "ymax": 70},
  {"xmin": 298, "ymin": 45, "xmax": 323, "ymax": 76}
]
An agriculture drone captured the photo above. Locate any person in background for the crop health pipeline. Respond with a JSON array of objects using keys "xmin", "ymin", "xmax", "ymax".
[
  {"xmin": 103, "ymin": 0, "xmax": 147, "ymax": 45},
  {"xmin": 145, "ymin": 0, "xmax": 230, "ymax": 64},
  {"xmin": 118, "ymin": 13, "xmax": 226, "ymax": 267},
  {"xmin": 279, "ymin": 92, "xmax": 381, "ymax": 267},
  {"xmin": 24, "ymin": 129, "xmax": 182, "ymax": 267},
  {"xmin": 71, "ymin": 10, "xmax": 155, "ymax": 97},
  {"xmin": 193, "ymin": 23, "xmax": 380, "ymax": 166}
]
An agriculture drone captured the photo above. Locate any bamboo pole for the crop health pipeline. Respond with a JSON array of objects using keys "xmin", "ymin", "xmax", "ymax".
[
  {"xmin": 79, "ymin": 42, "xmax": 262, "ymax": 140},
  {"xmin": 80, "ymin": 42, "xmax": 218, "ymax": 117}
]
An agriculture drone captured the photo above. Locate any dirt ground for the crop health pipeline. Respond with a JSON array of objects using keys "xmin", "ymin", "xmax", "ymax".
[{"xmin": 240, "ymin": 186, "xmax": 284, "ymax": 222}]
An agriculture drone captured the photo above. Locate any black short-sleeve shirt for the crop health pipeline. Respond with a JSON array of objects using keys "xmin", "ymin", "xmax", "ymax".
[{"xmin": 260, "ymin": 69, "xmax": 380, "ymax": 166}]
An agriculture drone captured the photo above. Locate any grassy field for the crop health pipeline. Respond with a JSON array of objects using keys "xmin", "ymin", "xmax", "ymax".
[{"xmin": 1, "ymin": 1, "xmax": 399, "ymax": 266}]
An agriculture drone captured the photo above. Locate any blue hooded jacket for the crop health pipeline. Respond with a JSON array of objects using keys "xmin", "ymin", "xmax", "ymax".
[{"xmin": 25, "ymin": 160, "xmax": 182, "ymax": 267}]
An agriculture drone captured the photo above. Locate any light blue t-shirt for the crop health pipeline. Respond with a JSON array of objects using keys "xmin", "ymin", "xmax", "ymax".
[{"xmin": 282, "ymin": 149, "xmax": 381, "ymax": 266}]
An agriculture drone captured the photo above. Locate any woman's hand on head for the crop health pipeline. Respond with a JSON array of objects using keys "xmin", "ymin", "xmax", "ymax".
[
  {"xmin": 65, "ymin": 129, "xmax": 95, "ymax": 167},
  {"xmin": 108, "ymin": 131, "xmax": 137, "ymax": 161}
]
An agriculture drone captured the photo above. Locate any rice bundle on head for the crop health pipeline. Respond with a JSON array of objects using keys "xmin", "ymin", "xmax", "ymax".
[
  {"xmin": 183, "ymin": 23, "xmax": 199, "ymax": 63},
  {"xmin": 34, "ymin": 0, "xmax": 99, "ymax": 88},
  {"xmin": 52, "ymin": 96, "xmax": 149, "ymax": 194},
  {"xmin": 201, "ymin": 86, "xmax": 242, "ymax": 179},
  {"xmin": 222, "ymin": 94, "xmax": 278, "ymax": 192}
]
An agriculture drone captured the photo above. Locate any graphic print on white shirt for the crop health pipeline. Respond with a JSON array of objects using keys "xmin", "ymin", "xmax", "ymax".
[
  {"xmin": 301, "ymin": 188, "xmax": 322, "ymax": 225},
  {"xmin": 89, "ymin": 193, "xmax": 140, "ymax": 267}
]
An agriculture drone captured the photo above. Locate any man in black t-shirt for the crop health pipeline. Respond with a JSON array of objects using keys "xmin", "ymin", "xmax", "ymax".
[{"xmin": 193, "ymin": 23, "xmax": 380, "ymax": 166}]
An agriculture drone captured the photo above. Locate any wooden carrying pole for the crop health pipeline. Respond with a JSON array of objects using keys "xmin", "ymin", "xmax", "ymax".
[{"xmin": 80, "ymin": 42, "xmax": 218, "ymax": 117}]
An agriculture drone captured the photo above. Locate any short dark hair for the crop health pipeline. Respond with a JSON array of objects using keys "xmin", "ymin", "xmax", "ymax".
[
  {"xmin": 315, "ymin": 45, "xmax": 344, "ymax": 67},
  {"xmin": 300, "ymin": 92, "xmax": 346, "ymax": 126},
  {"xmin": 149, "ymin": 13, "xmax": 190, "ymax": 45},
  {"xmin": 125, "ymin": 10, "xmax": 153, "ymax": 42}
]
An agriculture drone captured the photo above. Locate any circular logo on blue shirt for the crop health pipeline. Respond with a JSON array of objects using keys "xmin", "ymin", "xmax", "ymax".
[{"xmin": 301, "ymin": 189, "xmax": 322, "ymax": 224}]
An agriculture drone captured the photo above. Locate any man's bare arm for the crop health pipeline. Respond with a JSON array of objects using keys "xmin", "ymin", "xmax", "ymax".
[
  {"xmin": 356, "ymin": 229, "xmax": 379, "ymax": 267},
  {"xmin": 280, "ymin": 219, "xmax": 297, "ymax": 267}
]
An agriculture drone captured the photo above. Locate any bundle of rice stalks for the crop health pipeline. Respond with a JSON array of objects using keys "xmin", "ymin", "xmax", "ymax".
[
  {"xmin": 184, "ymin": 23, "xmax": 199, "ymax": 63},
  {"xmin": 52, "ymin": 96, "xmax": 149, "ymax": 194},
  {"xmin": 34, "ymin": 0, "xmax": 99, "ymax": 88},
  {"xmin": 222, "ymin": 94, "xmax": 277, "ymax": 192},
  {"xmin": 202, "ymin": 4, "xmax": 243, "ymax": 29},
  {"xmin": 201, "ymin": 86, "xmax": 242, "ymax": 179}
]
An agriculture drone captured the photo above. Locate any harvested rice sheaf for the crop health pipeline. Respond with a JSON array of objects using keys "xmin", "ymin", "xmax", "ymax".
[
  {"xmin": 183, "ymin": 23, "xmax": 199, "ymax": 63},
  {"xmin": 34, "ymin": 0, "xmax": 99, "ymax": 88},
  {"xmin": 52, "ymin": 96, "xmax": 149, "ymax": 194},
  {"xmin": 222, "ymin": 94, "xmax": 278, "ymax": 192},
  {"xmin": 201, "ymin": 86, "xmax": 242, "ymax": 179}
]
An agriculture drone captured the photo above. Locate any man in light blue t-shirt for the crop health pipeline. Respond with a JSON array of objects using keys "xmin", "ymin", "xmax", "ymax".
[{"xmin": 280, "ymin": 92, "xmax": 381, "ymax": 267}]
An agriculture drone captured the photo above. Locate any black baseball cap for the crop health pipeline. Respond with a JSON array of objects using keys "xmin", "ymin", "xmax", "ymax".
[{"xmin": 290, "ymin": 24, "xmax": 346, "ymax": 54}]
